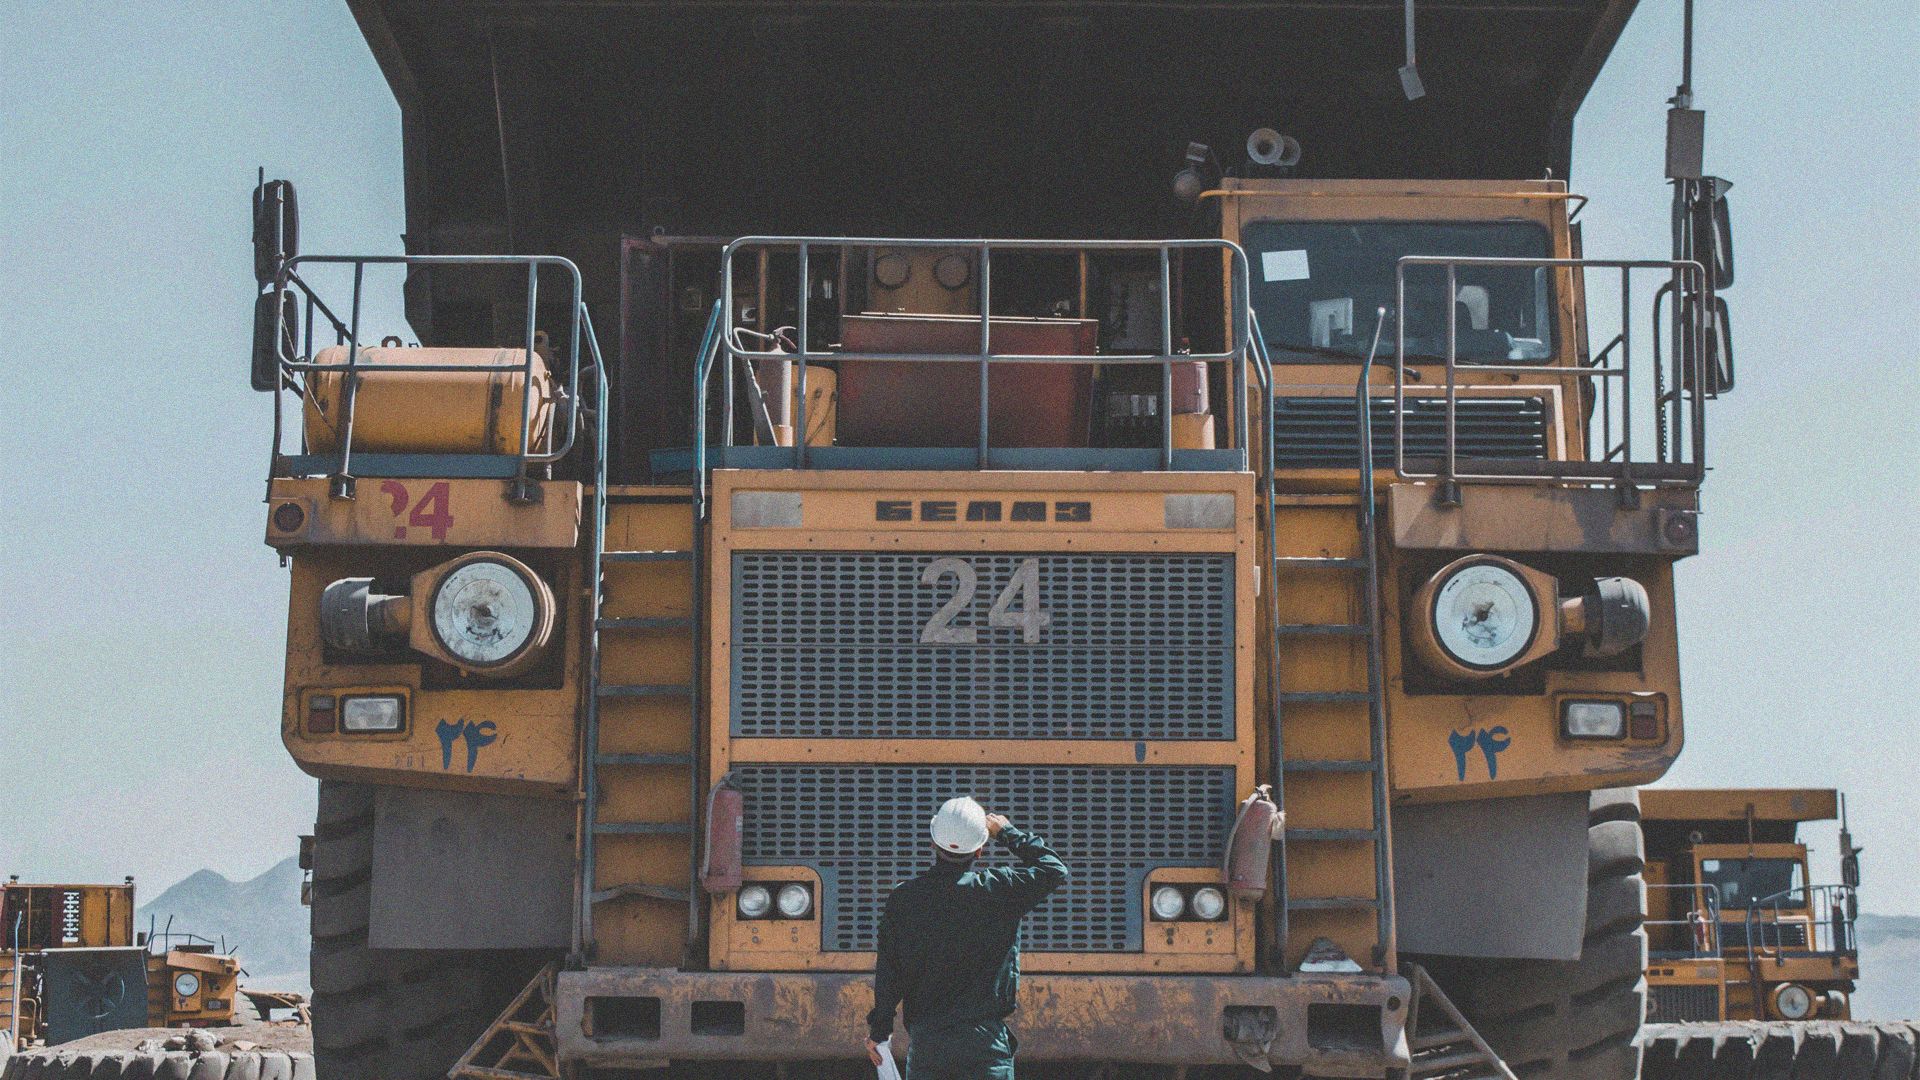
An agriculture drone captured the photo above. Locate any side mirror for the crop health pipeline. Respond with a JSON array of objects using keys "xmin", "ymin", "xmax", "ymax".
[
  {"xmin": 253, "ymin": 288, "xmax": 298, "ymax": 392},
  {"xmin": 1705, "ymin": 295, "xmax": 1734, "ymax": 395},
  {"xmin": 253, "ymin": 178, "xmax": 299, "ymax": 286},
  {"xmin": 1708, "ymin": 185, "xmax": 1734, "ymax": 290}
]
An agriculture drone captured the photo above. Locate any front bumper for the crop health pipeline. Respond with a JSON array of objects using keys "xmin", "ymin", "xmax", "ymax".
[{"xmin": 556, "ymin": 968, "xmax": 1411, "ymax": 1076}]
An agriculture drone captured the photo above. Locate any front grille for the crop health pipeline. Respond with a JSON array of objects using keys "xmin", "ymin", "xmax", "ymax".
[
  {"xmin": 732, "ymin": 764, "xmax": 1236, "ymax": 952},
  {"xmin": 1272, "ymin": 395, "xmax": 1549, "ymax": 468},
  {"xmin": 731, "ymin": 552, "xmax": 1235, "ymax": 740},
  {"xmin": 1648, "ymin": 983, "xmax": 1721, "ymax": 1023}
]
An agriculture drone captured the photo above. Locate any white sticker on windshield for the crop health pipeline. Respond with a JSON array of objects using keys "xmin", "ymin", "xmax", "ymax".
[{"xmin": 1261, "ymin": 249, "xmax": 1310, "ymax": 283}]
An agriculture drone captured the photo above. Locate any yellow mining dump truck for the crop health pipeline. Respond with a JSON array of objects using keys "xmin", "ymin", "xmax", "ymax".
[
  {"xmin": 2, "ymin": 881, "xmax": 242, "ymax": 1048},
  {"xmin": 256, "ymin": 3, "xmax": 1743, "ymax": 1077},
  {"xmin": 1639, "ymin": 788, "xmax": 1862, "ymax": 1024}
]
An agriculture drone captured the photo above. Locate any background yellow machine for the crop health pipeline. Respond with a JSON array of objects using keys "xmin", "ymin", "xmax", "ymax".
[
  {"xmin": 1640, "ymin": 788, "xmax": 1862, "ymax": 1024},
  {"xmin": 253, "ymin": 2, "xmax": 1753, "ymax": 1078},
  {"xmin": 2, "ymin": 880, "xmax": 239, "ymax": 1049}
]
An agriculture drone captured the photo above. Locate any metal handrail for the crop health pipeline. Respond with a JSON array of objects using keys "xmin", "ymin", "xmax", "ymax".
[
  {"xmin": 1645, "ymin": 881, "xmax": 1723, "ymax": 959},
  {"xmin": 573, "ymin": 300, "xmax": 612, "ymax": 961},
  {"xmin": 1353, "ymin": 308, "xmax": 1394, "ymax": 970},
  {"xmin": 710, "ymin": 237, "xmax": 1251, "ymax": 471},
  {"xmin": 269, "ymin": 253, "xmax": 585, "ymax": 496},
  {"xmin": 1741, "ymin": 883, "xmax": 1858, "ymax": 960},
  {"xmin": 1391, "ymin": 255, "xmax": 1709, "ymax": 490}
]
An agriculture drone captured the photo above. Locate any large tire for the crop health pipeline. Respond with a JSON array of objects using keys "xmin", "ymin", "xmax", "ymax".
[
  {"xmin": 1408, "ymin": 788, "xmax": 1648, "ymax": 1080},
  {"xmin": 310, "ymin": 780, "xmax": 553, "ymax": 1080},
  {"xmin": 0, "ymin": 1050, "xmax": 313, "ymax": 1080},
  {"xmin": 1641, "ymin": 1020, "xmax": 1920, "ymax": 1080}
]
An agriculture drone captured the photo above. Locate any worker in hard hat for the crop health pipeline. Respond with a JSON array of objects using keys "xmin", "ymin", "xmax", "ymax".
[{"xmin": 864, "ymin": 797, "xmax": 1069, "ymax": 1079}]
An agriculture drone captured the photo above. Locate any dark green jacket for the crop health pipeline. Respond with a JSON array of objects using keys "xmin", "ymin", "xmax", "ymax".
[{"xmin": 866, "ymin": 826, "xmax": 1069, "ymax": 1043}]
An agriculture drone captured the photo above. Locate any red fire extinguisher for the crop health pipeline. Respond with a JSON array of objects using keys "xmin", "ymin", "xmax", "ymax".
[{"xmin": 1224, "ymin": 785, "xmax": 1284, "ymax": 899}]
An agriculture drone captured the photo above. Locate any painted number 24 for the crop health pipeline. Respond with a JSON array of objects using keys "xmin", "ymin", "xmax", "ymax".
[
  {"xmin": 920, "ymin": 557, "xmax": 1051, "ymax": 645},
  {"xmin": 379, "ymin": 480, "xmax": 455, "ymax": 540}
]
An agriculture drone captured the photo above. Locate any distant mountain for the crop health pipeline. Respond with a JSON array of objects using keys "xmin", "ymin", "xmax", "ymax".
[
  {"xmin": 138, "ymin": 857, "xmax": 307, "ymax": 991},
  {"xmin": 1854, "ymin": 913, "xmax": 1920, "ymax": 1021}
]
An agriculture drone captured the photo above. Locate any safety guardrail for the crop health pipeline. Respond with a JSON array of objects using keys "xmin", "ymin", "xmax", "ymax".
[
  {"xmin": 701, "ymin": 236, "xmax": 1250, "ymax": 477},
  {"xmin": 1742, "ymin": 884, "xmax": 1858, "ymax": 960},
  {"xmin": 267, "ymin": 254, "xmax": 585, "ymax": 499},
  {"xmin": 1393, "ymin": 256, "xmax": 1710, "ymax": 494}
]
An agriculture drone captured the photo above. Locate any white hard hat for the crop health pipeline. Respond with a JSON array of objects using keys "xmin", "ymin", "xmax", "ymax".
[{"xmin": 929, "ymin": 796, "xmax": 989, "ymax": 856}]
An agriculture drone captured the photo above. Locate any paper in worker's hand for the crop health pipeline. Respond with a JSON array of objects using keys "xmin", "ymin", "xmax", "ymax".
[{"xmin": 873, "ymin": 1038, "xmax": 904, "ymax": 1080}]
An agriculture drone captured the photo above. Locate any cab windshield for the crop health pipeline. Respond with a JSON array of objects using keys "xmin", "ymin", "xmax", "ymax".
[
  {"xmin": 1244, "ymin": 220, "xmax": 1556, "ymax": 363},
  {"xmin": 1699, "ymin": 857, "xmax": 1805, "ymax": 910}
]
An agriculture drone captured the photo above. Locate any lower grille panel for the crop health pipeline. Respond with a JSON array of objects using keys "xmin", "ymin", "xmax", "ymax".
[{"xmin": 731, "ymin": 764, "xmax": 1236, "ymax": 952}]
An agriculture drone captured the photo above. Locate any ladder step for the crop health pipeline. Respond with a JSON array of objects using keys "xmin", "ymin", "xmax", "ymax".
[
  {"xmin": 1277, "ymin": 691, "xmax": 1372, "ymax": 704},
  {"xmin": 1287, "ymin": 896, "xmax": 1381, "ymax": 910},
  {"xmin": 597, "ymin": 616, "xmax": 693, "ymax": 630},
  {"xmin": 1284, "ymin": 759, "xmax": 1379, "ymax": 773},
  {"xmin": 1410, "ymin": 1027, "xmax": 1473, "ymax": 1052},
  {"xmin": 1275, "ymin": 623, "xmax": 1368, "ymax": 636},
  {"xmin": 602, "ymin": 550, "xmax": 692, "ymax": 562},
  {"xmin": 596, "ymin": 684, "xmax": 694, "ymax": 698},
  {"xmin": 592, "ymin": 821, "xmax": 693, "ymax": 836},
  {"xmin": 1286, "ymin": 828, "xmax": 1378, "ymax": 842},
  {"xmin": 1273, "ymin": 556, "xmax": 1366, "ymax": 569},
  {"xmin": 606, "ymin": 492, "xmax": 695, "ymax": 505},
  {"xmin": 594, "ymin": 753, "xmax": 694, "ymax": 766},
  {"xmin": 1412, "ymin": 1049, "xmax": 1497, "ymax": 1074},
  {"xmin": 590, "ymin": 882, "xmax": 693, "ymax": 904}
]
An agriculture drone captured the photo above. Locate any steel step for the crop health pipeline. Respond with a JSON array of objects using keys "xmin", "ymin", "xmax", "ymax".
[
  {"xmin": 596, "ymin": 684, "xmax": 694, "ymax": 698},
  {"xmin": 1275, "ymin": 623, "xmax": 1368, "ymax": 636},
  {"xmin": 1286, "ymin": 896, "xmax": 1381, "ymax": 910},
  {"xmin": 1276, "ymin": 691, "xmax": 1372, "ymax": 704},
  {"xmin": 589, "ymin": 882, "xmax": 692, "ymax": 904},
  {"xmin": 592, "ymin": 821, "xmax": 693, "ymax": 836},
  {"xmin": 602, "ymin": 550, "xmax": 692, "ymax": 563},
  {"xmin": 593, "ymin": 753, "xmax": 694, "ymax": 766},
  {"xmin": 1273, "ymin": 556, "xmax": 1366, "ymax": 569},
  {"xmin": 1284, "ymin": 759, "xmax": 1379, "ymax": 773},
  {"xmin": 1409, "ymin": 1028, "xmax": 1473, "ymax": 1052},
  {"xmin": 1286, "ymin": 828, "xmax": 1378, "ymax": 842},
  {"xmin": 596, "ymin": 616, "xmax": 694, "ymax": 630}
]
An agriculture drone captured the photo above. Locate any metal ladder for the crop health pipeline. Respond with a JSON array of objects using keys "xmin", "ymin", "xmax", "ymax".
[
  {"xmin": 571, "ymin": 305, "xmax": 704, "ymax": 961},
  {"xmin": 1403, "ymin": 964, "xmax": 1519, "ymax": 1080},
  {"xmin": 1250, "ymin": 314, "xmax": 1395, "ymax": 968}
]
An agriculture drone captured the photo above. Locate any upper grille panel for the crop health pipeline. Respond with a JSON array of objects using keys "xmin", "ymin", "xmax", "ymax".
[
  {"xmin": 731, "ymin": 552, "xmax": 1235, "ymax": 739},
  {"xmin": 1273, "ymin": 395, "xmax": 1549, "ymax": 468}
]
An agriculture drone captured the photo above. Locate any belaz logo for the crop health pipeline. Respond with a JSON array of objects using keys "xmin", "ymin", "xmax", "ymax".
[{"xmin": 875, "ymin": 499, "xmax": 1092, "ymax": 523}]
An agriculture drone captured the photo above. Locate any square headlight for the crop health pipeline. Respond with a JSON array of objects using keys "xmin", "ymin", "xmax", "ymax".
[
  {"xmin": 341, "ymin": 695, "xmax": 405, "ymax": 733},
  {"xmin": 1562, "ymin": 700, "xmax": 1626, "ymax": 739}
]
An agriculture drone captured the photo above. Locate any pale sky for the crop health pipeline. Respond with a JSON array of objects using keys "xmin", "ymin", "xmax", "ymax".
[{"xmin": 2, "ymin": 2, "xmax": 1916, "ymax": 913}]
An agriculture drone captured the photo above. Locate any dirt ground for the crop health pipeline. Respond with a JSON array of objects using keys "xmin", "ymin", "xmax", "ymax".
[{"xmin": 20, "ymin": 1015, "xmax": 311, "ymax": 1056}]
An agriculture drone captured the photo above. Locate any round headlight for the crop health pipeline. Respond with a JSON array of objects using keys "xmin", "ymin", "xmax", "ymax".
[
  {"xmin": 1772, "ymin": 982, "xmax": 1815, "ymax": 1020},
  {"xmin": 776, "ymin": 884, "xmax": 813, "ymax": 919},
  {"xmin": 1190, "ymin": 886, "xmax": 1227, "ymax": 921},
  {"xmin": 1151, "ymin": 885, "xmax": 1187, "ymax": 921},
  {"xmin": 431, "ymin": 557, "xmax": 544, "ymax": 668},
  {"xmin": 174, "ymin": 972, "xmax": 200, "ymax": 998},
  {"xmin": 1429, "ymin": 559, "xmax": 1539, "ymax": 670},
  {"xmin": 737, "ymin": 885, "xmax": 772, "ymax": 919}
]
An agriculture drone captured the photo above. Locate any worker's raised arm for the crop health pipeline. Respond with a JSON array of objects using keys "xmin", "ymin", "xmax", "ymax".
[{"xmin": 980, "ymin": 815, "xmax": 1069, "ymax": 911}]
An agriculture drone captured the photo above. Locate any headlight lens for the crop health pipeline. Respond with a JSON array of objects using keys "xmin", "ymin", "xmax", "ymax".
[
  {"xmin": 737, "ymin": 885, "xmax": 772, "ymax": 919},
  {"xmin": 174, "ymin": 972, "xmax": 200, "ymax": 997},
  {"xmin": 1562, "ymin": 700, "xmax": 1627, "ymax": 739},
  {"xmin": 340, "ymin": 695, "xmax": 405, "ymax": 733},
  {"xmin": 1150, "ymin": 885, "xmax": 1187, "ymax": 921},
  {"xmin": 1190, "ymin": 886, "xmax": 1228, "ymax": 921},
  {"xmin": 431, "ymin": 559, "xmax": 541, "ymax": 666},
  {"xmin": 1773, "ymin": 983, "xmax": 1815, "ymax": 1020},
  {"xmin": 775, "ymin": 884, "xmax": 814, "ymax": 919},
  {"xmin": 1431, "ymin": 560, "xmax": 1539, "ymax": 669}
]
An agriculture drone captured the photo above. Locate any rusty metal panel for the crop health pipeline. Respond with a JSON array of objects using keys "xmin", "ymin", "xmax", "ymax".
[{"xmin": 1388, "ymin": 482, "xmax": 1700, "ymax": 555}]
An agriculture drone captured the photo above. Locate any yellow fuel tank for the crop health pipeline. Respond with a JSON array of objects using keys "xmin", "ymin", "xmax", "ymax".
[{"xmin": 302, "ymin": 346, "xmax": 554, "ymax": 456}]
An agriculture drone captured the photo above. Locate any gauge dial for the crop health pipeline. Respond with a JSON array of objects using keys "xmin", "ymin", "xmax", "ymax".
[
  {"xmin": 174, "ymin": 972, "xmax": 200, "ymax": 998},
  {"xmin": 431, "ymin": 559, "xmax": 540, "ymax": 667},
  {"xmin": 1430, "ymin": 560, "xmax": 1539, "ymax": 670}
]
